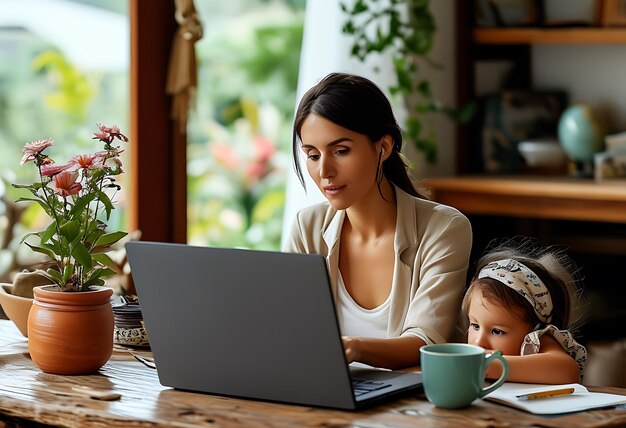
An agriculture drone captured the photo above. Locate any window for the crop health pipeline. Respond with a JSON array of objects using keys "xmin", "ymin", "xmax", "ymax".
[
  {"xmin": 0, "ymin": 0, "xmax": 129, "ymax": 281},
  {"xmin": 187, "ymin": 0, "xmax": 305, "ymax": 250}
]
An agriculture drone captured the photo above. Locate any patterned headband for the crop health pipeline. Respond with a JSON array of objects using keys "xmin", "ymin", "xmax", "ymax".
[{"xmin": 478, "ymin": 259, "xmax": 553, "ymax": 324}]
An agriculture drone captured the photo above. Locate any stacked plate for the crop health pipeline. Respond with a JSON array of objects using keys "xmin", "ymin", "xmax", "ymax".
[{"xmin": 112, "ymin": 295, "xmax": 149, "ymax": 347}]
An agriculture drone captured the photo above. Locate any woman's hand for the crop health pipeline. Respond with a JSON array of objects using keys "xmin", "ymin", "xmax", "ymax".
[
  {"xmin": 342, "ymin": 336, "xmax": 361, "ymax": 363},
  {"xmin": 341, "ymin": 336, "xmax": 424, "ymax": 369}
]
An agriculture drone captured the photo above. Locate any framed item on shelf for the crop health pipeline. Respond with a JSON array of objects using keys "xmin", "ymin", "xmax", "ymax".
[
  {"xmin": 478, "ymin": 90, "xmax": 568, "ymax": 174},
  {"xmin": 474, "ymin": 0, "xmax": 544, "ymax": 27},
  {"xmin": 600, "ymin": 0, "xmax": 626, "ymax": 26}
]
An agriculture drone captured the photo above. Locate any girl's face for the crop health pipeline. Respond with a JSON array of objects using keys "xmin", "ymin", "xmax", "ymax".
[
  {"xmin": 466, "ymin": 289, "xmax": 533, "ymax": 355},
  {"xmin": 299, "ymin": 114, "xmax": 382, "ymax": 211}
]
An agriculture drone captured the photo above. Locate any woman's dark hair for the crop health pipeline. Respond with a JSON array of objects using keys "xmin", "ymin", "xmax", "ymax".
[
  {"xmin": 292, "ymin": 72, "xmax": 420, "ymax": 198},
  {"xmin": 461, "ymin": 237, "xmax": 586, "ymax": 332}
]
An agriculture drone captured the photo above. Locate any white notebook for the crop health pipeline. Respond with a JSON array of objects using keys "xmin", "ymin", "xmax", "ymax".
[{"xmin": 485, "ymin": 383, "xmax": 626, "ymax": 415}]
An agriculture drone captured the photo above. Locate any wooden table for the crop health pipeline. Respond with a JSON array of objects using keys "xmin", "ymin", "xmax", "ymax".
[
  {"xmin": 423, "ymin": 175, "xmax": 626, "ymax": 224},
  {"xmin": 0, "ymin": 321, "xmax": 625, "ymax": 427}
]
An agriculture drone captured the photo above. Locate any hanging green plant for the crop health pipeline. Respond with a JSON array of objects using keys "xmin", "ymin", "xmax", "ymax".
[{"xmin": 341, "ymin": 0, "xmax": 474, "ymax": 164}]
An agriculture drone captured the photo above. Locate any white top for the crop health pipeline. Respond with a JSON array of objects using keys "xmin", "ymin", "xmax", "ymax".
[{"xmin": 336, "ymin": 271, "xmax": 390, "ymax": 338}]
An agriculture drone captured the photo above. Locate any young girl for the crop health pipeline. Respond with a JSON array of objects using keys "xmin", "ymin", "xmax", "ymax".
[
  {"xmin": 283, "ymin": 72, "xmax": 472, "ymax": 369},
  {"xmin": 463, "ymin": 239, "xmax": 587, "ymax": 383}
]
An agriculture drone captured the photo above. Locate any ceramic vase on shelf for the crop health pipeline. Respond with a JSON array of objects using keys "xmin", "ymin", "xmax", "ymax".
[
  {"xmin": 28, "ymin": 285, "xmax": 114, "ymax": 375},
  {"xmin": 558, "ymin": 103, "xmax": 606, "ymax": 177}
]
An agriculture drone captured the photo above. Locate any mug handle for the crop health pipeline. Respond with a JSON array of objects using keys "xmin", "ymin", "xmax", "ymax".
[{"xmin": 479, "ymin": 350, "xmax": 509, "ymax": 398}]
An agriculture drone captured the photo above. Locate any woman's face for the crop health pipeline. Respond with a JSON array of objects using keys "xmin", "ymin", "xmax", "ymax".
[
  {"xmin": 466, "ymin": 289, "xmax": 533, "ymax": 355},
  {"xmin": 300, "ymin": 114, "xmax": 381, "ymax": 211}
]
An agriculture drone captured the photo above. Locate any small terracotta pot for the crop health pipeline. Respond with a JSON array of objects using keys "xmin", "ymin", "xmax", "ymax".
[
  {"xmin": 28, "ymin": 285, "xmax": 114, "ymax": 375},
  {"xmin": 0, "ymin": 283, "xmax": 33, "ymax": 337}
]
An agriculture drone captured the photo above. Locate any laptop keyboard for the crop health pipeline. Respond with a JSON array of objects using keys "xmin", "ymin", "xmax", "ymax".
[{"xmin": 351, "ymin": 379, "xmax": 392, "ymax": 397}]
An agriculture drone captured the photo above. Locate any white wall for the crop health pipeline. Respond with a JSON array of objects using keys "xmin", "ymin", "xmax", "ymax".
[
  {"xmin": 533, "ymin": 45, "xmax": 626, "ymax": 132},
  {"xmin": 404, "ymin": 0, "xmax": 457, "ymax": 179}
]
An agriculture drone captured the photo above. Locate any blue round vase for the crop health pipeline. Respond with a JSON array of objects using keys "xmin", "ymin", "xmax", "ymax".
[{"xmin": 558, "ymin": 104, "xmax": 605, "ymax": 163}]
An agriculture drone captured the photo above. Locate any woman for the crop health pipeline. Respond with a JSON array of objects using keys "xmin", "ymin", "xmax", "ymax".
[{"xmin": 283, "ymin": 73, "xmax": 472, "ymax": 369}]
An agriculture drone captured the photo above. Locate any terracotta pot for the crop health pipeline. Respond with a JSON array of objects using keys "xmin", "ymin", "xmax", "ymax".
[
  {"xmin": 0, "ymin": 283, "xmax": 33, "ymax": 337},
  {"xmin": 28, "ymin": 285, "xmax": 114, "ymax": 375}
]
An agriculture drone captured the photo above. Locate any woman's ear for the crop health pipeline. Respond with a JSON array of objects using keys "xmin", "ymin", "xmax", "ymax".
[{"xmin": 380, "ymin": 136, "xmax": 394, "ymax": 160}]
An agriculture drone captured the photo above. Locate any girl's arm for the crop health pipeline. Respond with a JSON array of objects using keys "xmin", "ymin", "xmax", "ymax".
[
  {"xmin": 342, "ymin": 335, "xmax": 425, "ymax": 369},
  {"xmin": 485, "ymin": 335, "xmax": 580, "ymax": 384}
]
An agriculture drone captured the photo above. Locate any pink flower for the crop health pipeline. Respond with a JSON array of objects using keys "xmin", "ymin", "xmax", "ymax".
[
  {"xmin": 67, "ymin": 154, "xmax": 104, "ymax": 171},
  {"xmin": 93, "ymin": 130, "xmax": 109, "ymax": 140},
  {"xmin": 242, "ymin": 136, "xmax": 275, "ymax": 185},
  {"xmin": 52, "ymin": 171, "xmax": 82, "ymax": 197},
  {"xmin": 93, "ymin": 149, "xmax": 124, "ymax": 174},
  {"xmin": 94, "ymin": 123, "xmax": 128, "ymax": 143},
  {"xmin": 252, "ymin": 136, "xmax": 275, "ymax": 163},
  {"xmin": 41, "ymin": 163, "xmax": 71, "ymax": 177},
  {"xmin": 20, "ymin": 138, "xmax": 54, "ymax": 165},
  {"xmin": 246, "ymin": 163, "xmax": 267, "ymax": 183},
  {"xmin": 212, "ymin": 144, "xmax": 239, "ymax": 170}
]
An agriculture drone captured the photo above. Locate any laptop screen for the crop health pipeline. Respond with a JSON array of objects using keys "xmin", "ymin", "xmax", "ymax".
[{"xmin": 126, "ymin": 241, "xmax": 421, "ymax": 409}]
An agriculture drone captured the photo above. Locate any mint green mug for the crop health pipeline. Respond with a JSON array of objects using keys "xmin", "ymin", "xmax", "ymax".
[{"xmin": 420, "ymin": 343, "xmax": 509, "ymax": 409}]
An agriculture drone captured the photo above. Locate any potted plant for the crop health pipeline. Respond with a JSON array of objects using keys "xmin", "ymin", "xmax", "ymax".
[{"xmin": 9, "ymin": 123, "xmax": 128, "ymax": 375}]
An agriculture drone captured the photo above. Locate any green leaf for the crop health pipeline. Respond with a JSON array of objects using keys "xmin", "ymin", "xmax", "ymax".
[
  {"xmin": 90, "ymin": 168, "xmax": 106, "ymax": 182},
  {"xmin": 343, "ymin": 21, "xmax": 355, "ymax": 34},
  {"xmin": 25, "ymin": 242, "xmax": 57, "ymax": 261},
  {"xmin": 60, "ymin": 220, "xmax": 81, "ymax": 243},
  {"xmin": 71, "ymin": 242, "xmax": 92, "ymax": 270},
  {"xmin": 19, "ymin": 231, "xmax": 41, "ymax": 245},
  {"xmin": 98, "ymin": 268, "xmax": 116, "ymax": 278},
  {"xmin": 15, "ymin": 197, "xmax": 53, "ymax": 216},
  {"xmin": 97, "ymin": 191, "xmax": 114, "ymax": 219},
  {"xmin": 70, "ymin": 192, "xmax": 97, "ymax": 219},
  {"xmin": 352, "ymin": 0, "xmax": 368, "ymax": 14},
  {"xmin": 92, "ymin": 253, "xmax": 123, "ymax": 274},
  {"xmin": 83, "ymin": 267, "xmax": 115, "ymax": 288},
  {"xmin": 12, "ymin": 183, "xmax": 35, "ymax": 189},
  {"xmin": 46, "ymin": 268, "xmax": 63, "ymax": 283},
  {"xmin": 41, "ymin": 222, "xmax": 58, "ymax": 244},
  {"xmin": 62, "ymin": 263, "xmax": 75, "ymax": 284},
  {"xmin": 407, "ymin": 117, "xmax": 422, "ymax": 139},
  {"xmin": 84, "ymin": 278, "xmax": 105, "ymax": 289},
  {"xmin": 47, "ymin": 238, "xmax": 67, "ymax": 258},
  {"xmin": 12, "ymin": 184, "xmax": 44, "ymax": 198},
  {"xmin": 94, "ymin": 231, "xmax": 127, "ymax": 247},
  {"xmin": 455, "ymin": 102, "xmax": 477, "ymax": 123}
]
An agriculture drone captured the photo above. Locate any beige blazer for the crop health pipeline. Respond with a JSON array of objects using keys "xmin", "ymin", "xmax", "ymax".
[{"xmin": 282, "ymin": 186, "xmax": 472, "ymax": 344}]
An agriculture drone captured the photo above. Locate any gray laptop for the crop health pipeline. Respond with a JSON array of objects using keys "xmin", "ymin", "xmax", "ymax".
[{"xmin": 126, "ymin": 241, "xmax": 422, "ymax": 410}]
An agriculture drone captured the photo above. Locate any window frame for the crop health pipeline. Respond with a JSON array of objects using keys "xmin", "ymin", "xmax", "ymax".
[{"xmin": 129, "ymin": 0, "xmax": 187, "ymax": 243}]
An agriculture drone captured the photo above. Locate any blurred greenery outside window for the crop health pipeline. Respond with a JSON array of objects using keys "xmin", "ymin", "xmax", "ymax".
[
  {"xmin": 187, "ymin": 0, "xmax": 305, "ymax": 250},
  {"xmin": 0, "ymin": 0, "xmax": 129, "ymax": 281}
]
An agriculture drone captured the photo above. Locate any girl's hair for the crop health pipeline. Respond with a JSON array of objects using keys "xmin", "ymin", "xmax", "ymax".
[
  {"xmin": 292, "ymin": 72, "xmax": 421, "ymax": 198},
  {"xmin": 462, "ymin": 237, "xmax": 586, "ymax": 332}
]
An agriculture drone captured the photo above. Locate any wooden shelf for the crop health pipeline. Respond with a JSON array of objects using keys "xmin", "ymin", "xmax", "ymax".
[
  {"xmin": 424, "ymin": 176, "xmax": 626, "ymax": 224},
  {"xmin": 474, "ymin": 27, "xmax": 626, "ymax": 44}
]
